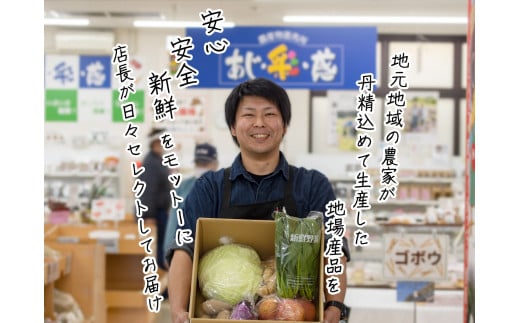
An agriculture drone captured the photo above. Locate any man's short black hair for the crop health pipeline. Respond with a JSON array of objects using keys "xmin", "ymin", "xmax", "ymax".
[
  {"xmin": 148, "ymin": 127, "xmax": 165, "ymax": 149},
  {"xmin": 224, "ymin": 78, "xmax": 291, "ymax": 146}
]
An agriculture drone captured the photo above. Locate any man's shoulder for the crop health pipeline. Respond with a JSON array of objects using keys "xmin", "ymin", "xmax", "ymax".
[{"xmin": 197, "ymin": 168, "xmax": 226, "ymax": 186}]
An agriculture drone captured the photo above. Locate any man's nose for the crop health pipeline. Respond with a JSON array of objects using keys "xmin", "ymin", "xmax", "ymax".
[{"xmin": 253, "ymin": 115, "xmax": 265, "ymax": 127}]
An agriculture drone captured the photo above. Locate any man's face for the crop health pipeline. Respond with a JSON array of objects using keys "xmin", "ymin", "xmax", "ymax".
[
  {"xmin": 231, "ymin": 95, "xmax": 286, "ymax": 157},
  {"xmin": 151, "ymin": 139, "xmax": 164, "ymax": 155}
]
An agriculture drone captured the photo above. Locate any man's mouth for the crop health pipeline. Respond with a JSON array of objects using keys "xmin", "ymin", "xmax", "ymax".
[{"xmin": 252, "ymin": 134, "xmax": 269, "ymax": 139}]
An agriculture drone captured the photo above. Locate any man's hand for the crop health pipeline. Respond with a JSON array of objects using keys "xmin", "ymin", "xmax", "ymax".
[
  {"xmin": 168, "ymin": 250, "xmax": 193, "ymax": 323},
  {"xmin": 323, "ymin": 306, "xmax": 342, "ymax": 323},
  {"xmin": 170, "ymin": 309, "xmax": 189, "ymax": 323}
]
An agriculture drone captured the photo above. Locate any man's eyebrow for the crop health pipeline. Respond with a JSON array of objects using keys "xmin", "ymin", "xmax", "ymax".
[{"xmin": 241, "ymin": 106, "xmax": 277, "ymax": 111}]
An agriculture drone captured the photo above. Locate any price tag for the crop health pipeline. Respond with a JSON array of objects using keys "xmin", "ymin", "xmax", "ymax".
[{"xmin": 90, "ymin": 198, "xmax": 125, "ymax": 222}]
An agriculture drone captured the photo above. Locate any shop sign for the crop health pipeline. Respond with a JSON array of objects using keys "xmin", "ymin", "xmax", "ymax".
[
  {"xmin": 383, "ymin": 233, "xmax": 448, "ymax": 281},
  {"xmin": 45, "ymin": 54, "xmax": 112, "ymax": 89},
  {"xmin": 186, "ymin": 26, "xmax": 377, "ymax": 89},
  {"xmin": 45, "ymin": 89, "xmax": 78, "ymax": 121},
  {"xmin": 45, "ymin": 54, "xmax": 142, "ymax": 123},
  {"xmin": 111, "ymin": 89, "xmax": 145, "ymax": 123}
]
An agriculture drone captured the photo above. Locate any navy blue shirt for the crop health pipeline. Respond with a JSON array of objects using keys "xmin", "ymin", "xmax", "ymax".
[
  {"xmin": 165, "ymin": 152, "xmax": 337, "ymax": 263},
  {"xmin": 138, "ymin": 151, "xmax": 172, "ymax": 219}
]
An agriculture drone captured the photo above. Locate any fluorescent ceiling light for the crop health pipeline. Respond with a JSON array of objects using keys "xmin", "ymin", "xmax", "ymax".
[
  {"xmin": 134, "ymin": 20, "xmax": 235, "ymax": 28},
  {"xmin": 283, "ymin": 15, "xmax": 467, "ymax": 25},
  {"xmin": 44, "ymin": 18, "xmax": 90, "ymax": 26}
]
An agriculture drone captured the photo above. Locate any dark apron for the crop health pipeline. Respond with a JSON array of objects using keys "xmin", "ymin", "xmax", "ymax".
[{"xmin": 219, "ymin": 167, "xmax": 298, "ymax": 219}]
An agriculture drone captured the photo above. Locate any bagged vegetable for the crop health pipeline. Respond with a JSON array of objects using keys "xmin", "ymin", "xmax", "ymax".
[
  {"xmin": 274, "ymin": 210, "xmax": 322, "ymax": 300},
  {"xmin": 198, "ymin": 243, "xmax": 263, "ymax": 305},
  {"xmin": 256, "ymin": 295, "xmax": 317, "ymax": 321},
  {"xmin": 230, "ymin": 300, "xmax": 257, "ymax": 320},
  {"xmin": 257, "ymin": 257, "xmax": 277, "ymax": 297}
]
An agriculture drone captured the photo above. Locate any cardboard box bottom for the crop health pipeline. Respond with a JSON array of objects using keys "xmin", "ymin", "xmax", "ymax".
[{"xmin": 189, "ymin": 218, "xmax": 324, "ymax": 323}]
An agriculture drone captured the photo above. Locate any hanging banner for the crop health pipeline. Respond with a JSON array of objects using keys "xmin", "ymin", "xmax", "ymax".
[{"xmin": 186, "ymin": 26, "xmax": 377, "ymax": 89}]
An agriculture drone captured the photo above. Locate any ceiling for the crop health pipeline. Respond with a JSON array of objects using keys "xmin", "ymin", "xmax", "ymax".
[{"xmin": 44, "ymin": 0, "xmax": 468, "ymax": 35}]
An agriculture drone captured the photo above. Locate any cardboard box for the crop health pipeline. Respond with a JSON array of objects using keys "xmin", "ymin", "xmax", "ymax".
[{"xmin": 189, "ymin": 218, "xmax": 324, "ymax": 323}]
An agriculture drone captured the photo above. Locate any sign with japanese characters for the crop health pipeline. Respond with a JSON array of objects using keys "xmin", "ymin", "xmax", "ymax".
[
  {"xmin": 165, "ymin": 93, "xmax": 208, "ymax": 135},
  {"xmin": 186, "ymin": 26, "xmax": 377, "ymax": 89},
  {"xmin": 111, "ymin": 89, "xmax": 145, "ymax": 123},
  {"xmin": 90, "ymin": 198, "xmax": 125, "ymax": 221},
  {"xmin": 44, "ymin": 54, "xmax": 145, "ymax": 123},
  {"xmin": 383, "ymin": 233, "xmax": 448, "ymax": 281}
]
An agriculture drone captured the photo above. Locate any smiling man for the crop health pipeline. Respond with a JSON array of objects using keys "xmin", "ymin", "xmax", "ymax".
[{"xmin": 166, "ymin": 78, "xmax": 349, "ymax": 323}]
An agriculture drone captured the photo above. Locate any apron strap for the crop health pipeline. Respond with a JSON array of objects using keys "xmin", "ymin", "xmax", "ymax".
[
  {"xmin": 222, "ymin": 166, "xmax": 298, "ymax": 216},
  {"xmin": 222, "ymin": 167, "xmax": 232, "ymax": 210}
]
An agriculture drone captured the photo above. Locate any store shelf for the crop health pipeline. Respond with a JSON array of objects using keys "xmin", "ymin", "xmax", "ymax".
[
  {"xmin": 370, "ymin": 199, "xmax": 439, "ymax": 206},
  {"xmin": 330, "ymin": 177, "xmax": 456, "ymax": 184},
  {"xmin": 379, "ymin": 223, "xmax": 463, "ymax": 228},
  {"xmin": 346, "ymin": 208, "xmax": 464, "ymax": 292},
  {"xmin": 44, "ymin": 172, "xmax": 119, "ymax": 178},
  {"xmin": 345, "ymin": 287, "xmax": 464, "ymax": 323},
  {"xmin": 44, "ymin": 252, "xmax": 72, "ymax": 285},
  {"xmin": 44, "ymin": 241, "xmax": 105, "ymax": 322},
  {"xmin": 44, "ymin": 221, "xmax": 161, "ymax": 323}
]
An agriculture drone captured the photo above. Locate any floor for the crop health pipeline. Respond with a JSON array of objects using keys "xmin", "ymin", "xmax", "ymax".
[
  {"xmin": 153, "ymin": 302, "xmax": 172, "ymax": 323},
  {"xmin": 153, "ymin": 273, "xmax": 172, "ymax": 323}
]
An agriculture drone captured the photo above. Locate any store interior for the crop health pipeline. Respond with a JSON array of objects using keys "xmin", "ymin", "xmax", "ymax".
[{"xmin": 43, "ymin": 0, "xmax": 474, "ymax": 323}]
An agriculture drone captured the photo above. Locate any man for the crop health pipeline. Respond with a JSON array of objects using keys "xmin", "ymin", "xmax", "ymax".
[
  {"xmin": 162, "ymin": 142, "xmax": 219, "ymax": 268},
  {"xmin": 138, "ymin": 128, "xmax": 171, "ymax": 272},
  {"xmin": 166, "ymin": 78, "xmax": 349, "ymax": 323}
]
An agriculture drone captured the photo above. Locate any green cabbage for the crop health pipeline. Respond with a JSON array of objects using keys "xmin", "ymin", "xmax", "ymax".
[{"xmin": 198, "ymin": 243, "xmax": 263, "ymax": 305}]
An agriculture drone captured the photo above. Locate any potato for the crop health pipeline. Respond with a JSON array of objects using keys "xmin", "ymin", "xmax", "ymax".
[
  {"xmin": 216, "ymin": 309, "xmax": 231, "ymax": 319},
  {"xmin": 257, "ymin": 284, "xmax": 270, "ymax": 297},
  {"xmin": 262, "ymin": 267, "xmax": 274, "ymax": 281},
  {"xmin": 202, "ymin": 299, "xmax": 233, "ymax": 315}
]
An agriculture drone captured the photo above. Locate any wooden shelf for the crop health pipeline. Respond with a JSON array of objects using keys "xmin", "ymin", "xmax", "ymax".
[
  {"xmin": 44, "ymin": 252, "xmax": 72, "ymax": 285},
  {"xmin": 44, "ymin": 242, "xmax": 105, "ymax": 322},
  {"xmin": 44, "ymin": 221, "xmax": 162, "ymax": 323},
  {"xmin": 106, "ymin": 290, "xmax": 148, "ymax": 308}
]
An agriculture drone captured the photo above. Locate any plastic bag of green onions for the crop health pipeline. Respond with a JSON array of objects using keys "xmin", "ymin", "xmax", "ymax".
[{"xmin": 273, "ymin": 209, "xmax": 323, "ymax": 301}]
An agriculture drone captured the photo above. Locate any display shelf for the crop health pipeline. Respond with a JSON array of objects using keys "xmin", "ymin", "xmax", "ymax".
[
  {"xmin": 44, "ymin": 221, "xmax": 161, "ymax": 323},
  {"xmin": 345, "ymin": 287, "xmax": 464, "ymax": 323},
  {"xmin": 330, "ymin": 177, "xmax": 456, "ymax": 184},
  {"xmin": 346, "ymin": 213, "xmax": 464, "ymax": 291},
  {"xmin": 44, "ymin": 252, "xmax": 72, "ymax": 285},
  {"xmin": 370, "ymin": 199, "xmax": 439, "ymax": 206},
  {"xmin": 44, "ymin": 166, "xmax": 122, "ymax": 209},
  {"xmin": 44, "ymin": 172, "xmax": 119, "ymax": 179},
  {"xmin": 379, "ymin": 223, "xmax": 464, "ymax": 228},
  {"xmin": 44, "ymin": 241, "xmax": 105, "ymax": 322},
  {"xmin": 44, "ymin": 250, "xmax": 73, "ymax": 320}
]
